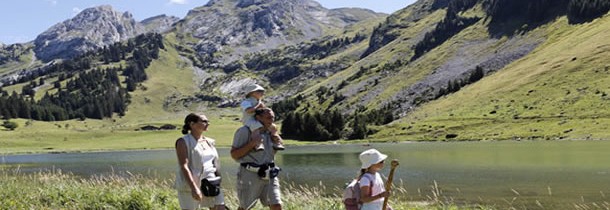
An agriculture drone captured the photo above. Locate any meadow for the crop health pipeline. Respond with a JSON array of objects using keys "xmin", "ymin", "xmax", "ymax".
[{"xmin": 0, "ymin": 168, "xmax": 469, "ymax": 210}]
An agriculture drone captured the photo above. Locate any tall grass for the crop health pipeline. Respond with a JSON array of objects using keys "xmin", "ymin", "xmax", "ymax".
[
  {"xmin": 0, "ymin": 168, "xmax": 472, "ymax": 210},
  {"xmin": 8, "ymin": 168, "xmax": 605, "ymax": 209}
]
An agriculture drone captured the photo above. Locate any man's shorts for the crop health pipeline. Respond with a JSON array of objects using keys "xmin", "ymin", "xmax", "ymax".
[
  {"xmin": 177, "ymin": 189, "xmax": 225, "ymax": 209},
  {"xmin": 236, "ymin": 166, "xmax": 282, "ymax": 209}
]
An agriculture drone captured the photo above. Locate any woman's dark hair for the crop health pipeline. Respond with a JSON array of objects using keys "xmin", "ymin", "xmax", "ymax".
[{"xmin": 182, "ymin": 113, "xmax": 201, "ymax": 134}]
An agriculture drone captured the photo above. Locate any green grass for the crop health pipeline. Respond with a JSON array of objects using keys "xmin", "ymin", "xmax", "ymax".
[
  {"xmin": 0, "ymin": 115, "xmax": 235, "ymax": 154},
  {"xmin": 374, "ymin": 15, "xmax": 610, "ymax": 141},
  {"xmin": 0, "ymin": 114, "xmax": 322, "ymax": 154},
  {"xmin": 0, "ymin": 33, "xmax": 318, "ymax": 155},
  {"xmin": 0, "ymin": 169, "xmax": 462, "ymax": 210},
  {"xmin": 0, "ymin": 46, "xmax": 40, "ymax": 76}
]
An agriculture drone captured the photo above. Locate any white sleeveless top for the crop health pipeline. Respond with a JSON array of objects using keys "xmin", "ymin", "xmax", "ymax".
[
  {"xmin": 359, "ymin": 172, "xmax": 386, "ymax": 210},
  {"xmin": 174, "ymin": 134, "xmax": 220, "ymax": 191}
]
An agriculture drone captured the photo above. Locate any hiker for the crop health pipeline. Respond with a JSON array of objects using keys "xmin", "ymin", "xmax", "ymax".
[
  {"xmin": 231, "ymin": 107, "xmax": 283, "ymax": 210},
  {"xmin": 359, "ymin": 149, "xmax": 392, "ymax": 210},
  {"xmin": 174, "ymin": 113, "xmax": 226, "ymax": 210},
  {"xmin": 240, "ymin": 84, "xmax": 284, "ymax": 151}
]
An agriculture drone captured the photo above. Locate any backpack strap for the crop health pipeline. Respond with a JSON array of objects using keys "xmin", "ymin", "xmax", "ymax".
[{"xmin": 361, "ymin": 173, "xmax": 375, "ymax": 197}]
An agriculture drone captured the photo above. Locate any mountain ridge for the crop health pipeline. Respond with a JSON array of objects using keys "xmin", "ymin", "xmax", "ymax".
[
  {"xmin": 1, "ymin": 0, "xmax": 610, "ymax": 142},
  {"xmin": 33, "ymin": 5, "xmax": 145, "ymax": 62}
]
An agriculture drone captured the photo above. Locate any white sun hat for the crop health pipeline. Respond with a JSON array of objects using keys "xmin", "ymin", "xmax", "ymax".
[
  {"xmin": 243, "ymin": 84, "xmax": 265, "ymax": 96},
  {"xmin": 359, "ymin": 149, "xmax": 388, "ymax": 169}
]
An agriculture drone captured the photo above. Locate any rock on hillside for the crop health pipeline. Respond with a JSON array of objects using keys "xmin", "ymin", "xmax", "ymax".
[
  {"xmin": 141, "ymin": 15, "xmax": 180, "ymax": 34},
  {"xmin": 178, "ymin": 0, "xmax": 385, "ymax": 64},
  {"xmin": 34, "ymin": 5, "xmax": 144, "ymax": 61}
]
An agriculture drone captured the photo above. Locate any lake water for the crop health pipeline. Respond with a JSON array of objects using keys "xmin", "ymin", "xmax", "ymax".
[{"xmin": 2, "ymin": 140, "xmax": 610, "ymax": 208}]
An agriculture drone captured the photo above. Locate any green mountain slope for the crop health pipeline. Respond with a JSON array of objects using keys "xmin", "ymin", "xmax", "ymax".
[
  {"xmin": 374, "ymin": 15, "xmax": 610, "ymax": 141},
  {"xmin": 2, "ymin": 0, "xmax": 610, "ymax": 146}
]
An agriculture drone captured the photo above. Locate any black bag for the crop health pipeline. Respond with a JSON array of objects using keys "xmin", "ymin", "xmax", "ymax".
[{"xmin": 200, "ymin": 176, "xmax": 221, "ymax": 197}]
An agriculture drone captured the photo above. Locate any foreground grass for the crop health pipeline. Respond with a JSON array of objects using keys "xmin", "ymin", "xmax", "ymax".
[{"xmin": 0, "ymin": 169, "xmax": 471, "ymax": 210}]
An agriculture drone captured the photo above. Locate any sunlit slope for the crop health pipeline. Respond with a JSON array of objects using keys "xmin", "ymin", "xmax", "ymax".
[
  {"xmin": 375, "ymin": 16, "xmax": 610, "ymax": 141},
  {"xmin": 115, "ymin": 33, "xmax": 203, "ymax": 125},
  {"xmin": 300, "ymin": 9, "xmax": 447, "ymax": 108}
]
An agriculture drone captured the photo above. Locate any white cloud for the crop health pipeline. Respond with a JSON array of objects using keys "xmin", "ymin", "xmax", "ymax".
[{"xmin": 168, "ymin": 0, "xmax": 188, "ymax": 5}]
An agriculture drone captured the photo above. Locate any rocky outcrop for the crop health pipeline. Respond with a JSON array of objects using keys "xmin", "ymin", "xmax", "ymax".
[
  {"xmin": 141, "ymin": 15, "xmax": 180, "ymax": 34},
  {"xmin": 34, "ymin": 5, "xmax": 144, "ymax": 61},
  {"xmin": 178, "ymin": 0, "xmax": 385, "ymax": 64}
]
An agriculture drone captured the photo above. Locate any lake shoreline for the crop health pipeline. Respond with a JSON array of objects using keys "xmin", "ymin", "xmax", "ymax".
[{"xmin": 1, "ymin": 138, "xmax": 601, "ymax": 156}]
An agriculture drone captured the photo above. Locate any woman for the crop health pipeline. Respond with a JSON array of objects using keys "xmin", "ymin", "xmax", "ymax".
[
  {"xmin": 359, "ymin": 149, "xmax": 392, "ymax": 210},
  {"xmin": 175, "ymin": 113, "xmax": 226, "ymax": 210}
]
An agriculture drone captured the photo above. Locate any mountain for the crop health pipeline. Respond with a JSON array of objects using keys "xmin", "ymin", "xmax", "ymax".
[
  {"xmin": 33, "ymin": 5, "xmax": 145, "ymax": 62},
  {"xmin": 141, "ymin": 15, "xmax": 180, "ymax": 34},
  {"xmin": 2, "ymin": 0, "xmax": 610, "ymax": 142},
  {"xmin": 295, "ymin": 0, "xmax": 610, "ymax": 141},
  {"xmin": 175, "ymin": 0, "xmax": 385, "ymax": 65}
]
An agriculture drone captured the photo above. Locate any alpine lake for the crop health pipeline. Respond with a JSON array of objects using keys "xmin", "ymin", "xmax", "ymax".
[{"xmin": 2, "ymin": 140, "xmax": 610, "ymax": 209}]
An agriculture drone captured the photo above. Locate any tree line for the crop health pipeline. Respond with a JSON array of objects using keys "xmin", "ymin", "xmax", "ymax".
[
  {"xmin": 484, "ymin": 0, "xmax": 610, "ymax": 24},
  {"xmin": 0, "ymin": 33, "xmax": 164, "ymax": 121},
  {"xmin": 302, "ymin": 33, "xmax": 367, "ymax": 60},
  {"xmin": 412, "ymin": 0, "xmax": 480, "ymax": 61},
  {"xmin": 272, "ymin": 86, "xmax": 396, "ymax": 141},
  {"xmin": 567, "ymin": 0, "xmax": 610, "ymax": 23}
]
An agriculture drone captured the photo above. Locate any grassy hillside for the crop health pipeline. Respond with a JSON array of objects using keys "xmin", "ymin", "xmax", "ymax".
[
  {"xmin": 0, "ymin": 33, "xmax": 313, "ymax": 154},
  {"xmin": 0, "ymin": 34, "xmax": 242, "ymax": 154},
  {"xmin": 3, "ymin": 1, "xmax": 610, "ymax": 151},
  {"xmin": 374, "ymin": 15, "xmax": 610, "ymax": 141},
  {"xmin": 0, "ymin": 44, "xmax": 40, "ymax": 76},
  {"xmin": 300, "ymin": 9, "xmax": 447, "ymax": 109}
]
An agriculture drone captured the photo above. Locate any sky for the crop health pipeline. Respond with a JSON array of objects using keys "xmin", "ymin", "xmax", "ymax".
[{"xmin": 0, "ymin": 0, "xmax": 416, "ymax": 45}]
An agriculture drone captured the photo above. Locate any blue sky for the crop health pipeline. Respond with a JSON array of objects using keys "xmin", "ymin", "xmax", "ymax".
[{"xmin": 0, "ymin": 0, "xmax": 416, "ymax": 45}]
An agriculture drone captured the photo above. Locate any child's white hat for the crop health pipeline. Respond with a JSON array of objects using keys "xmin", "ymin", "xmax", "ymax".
[
  {"xmin": 243, "ymin": 84, "xmax": 265, "ymax": 96},
  {"xmin": 359, "ymin": 149, "xmax": 388, "ymax": 169}
]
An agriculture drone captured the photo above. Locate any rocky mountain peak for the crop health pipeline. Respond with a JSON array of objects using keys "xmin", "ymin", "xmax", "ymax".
[
  {"xmin": 141, "ymin": 15, "xmax": 180, "ymax": 34},
  {"xmin": 179, "ymin": 0, "xmax": 385, "ymax": 64},
  {"xmin": 34, "ymin": 5, "xmax": 144, "ymax": 61}
]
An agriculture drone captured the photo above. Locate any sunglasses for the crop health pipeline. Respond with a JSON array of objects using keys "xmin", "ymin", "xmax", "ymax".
[{"xmin": 197, "ymin": 119, "xmax": 210, "ymax": 124}]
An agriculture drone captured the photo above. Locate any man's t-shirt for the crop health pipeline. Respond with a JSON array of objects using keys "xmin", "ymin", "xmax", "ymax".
[{"xmin": 232, "ymin": 126, "xmax": 275, "ymax": 165}]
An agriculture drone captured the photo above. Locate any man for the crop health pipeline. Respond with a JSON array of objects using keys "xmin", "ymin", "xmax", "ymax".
[{"xmin": 231, "ymin": 107, "xmax": 283, "ymax": 210}]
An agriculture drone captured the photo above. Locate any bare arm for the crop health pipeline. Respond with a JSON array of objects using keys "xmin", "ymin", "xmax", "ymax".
[
  {"xmin": 175, "ymin": 138, "xmax": 202, "ymax": 201},
  {"xmin": 359, "ymin": 185, "xmax": 390, "ymax": 203},
  {"xmin": 230, "ymin": 140, "xmax": 257, "ymax": 160},
  {"xmin": 230, "ymin": 129, "xmax": 258, "ymax": 160},
  {"xmin": 245, "ymin": 101, "xmax": 265, "ymax": 114}
]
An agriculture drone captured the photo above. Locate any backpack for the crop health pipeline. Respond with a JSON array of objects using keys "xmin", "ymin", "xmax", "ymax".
[{"xmin": 342, "ymin": 173, "xmax": 373, "ymax": 210}]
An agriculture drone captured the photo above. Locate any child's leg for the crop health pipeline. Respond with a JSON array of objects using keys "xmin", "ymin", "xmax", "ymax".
[
  {"xmin": 250, "ymin": 128, "xmax": 264, "ymax": 151},
  {"xmin": 269, "ymin": 123, "xmax": 284, "ymax": 150},
  {"xmin": 246, "ymin": 119, "xmax": 265, "ymax": 151}
]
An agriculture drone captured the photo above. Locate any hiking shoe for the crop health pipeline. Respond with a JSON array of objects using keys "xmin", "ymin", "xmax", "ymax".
[
  {"xmin": 255, "ymin": 143, "xmax": 265, "ymax": 151},
  {"xmin": 272, "ymin": 143, "xmax": 285, "ymax": 151}
]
